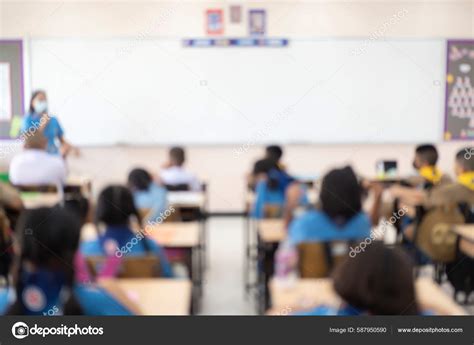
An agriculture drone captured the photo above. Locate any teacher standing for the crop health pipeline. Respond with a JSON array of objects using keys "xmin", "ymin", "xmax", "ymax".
[{"xmin": 22, "ymin": 90, "xmax": 79, "ymax": 157}]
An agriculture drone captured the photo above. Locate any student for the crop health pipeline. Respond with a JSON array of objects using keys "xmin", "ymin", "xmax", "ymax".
[
  {"xmin": 2, "ymin": 207, "xmax": 132, "ymax": 315},
  {"xmin": 22, "ymin": 90, "xmax": 78, "ymax": 156},
  {"xmin": 390, "ymin": 148, "xmax": 474, "ymax": 299},
  {"xmin": 9, "ymin": 130, "xmax": 67, "ymax": 186},
  {"xmin": 80, "ymin": 185, "xmax": 172, "ymax": 277},
  {"xmin": 159, "ymin": 147, "xmax": 201, "ymax": 191},
  {"xmin": 409, "ymin": 144, "xmax": 450, "ymax": 189},
  {"xmin": 295, "ymin": 242, "xmax": 420, "ymax": 315},
  {"xmin": 128, "ymin": 168, "xmax": 168, "ymax": 222},
  {"xmin": 288, "ymin": 166, "xmax": 371, "ymax": 245},
  {"xmin": 248, "ymin": 145, "xmax": 285, "ymax": 190}
]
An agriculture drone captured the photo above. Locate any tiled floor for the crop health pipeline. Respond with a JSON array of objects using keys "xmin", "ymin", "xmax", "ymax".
[{"xmin": 199, "ymin": 217, "xmax": 256, "ymax": 315}]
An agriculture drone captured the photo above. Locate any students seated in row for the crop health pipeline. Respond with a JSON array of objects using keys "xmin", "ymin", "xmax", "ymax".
[
  {"xmin": 408, "ymin": 144, "xmax": 450, "ymax": 189},
  {"xmin": 2, "ymin": 207, "xmax": 132, "ymax": 315},
  {"xmin": 9, "ymin": 130, "xmax": 67, "ymax": 186},
  {"xmin": 288, "ymin": 166, "xmax": 371, "ymax": 245},
  {"xmin": 80, "ymin": 185, "xmax": 172, "ymax": 277},
  {"xmin": 389, "ymin": 147, "xmax": 474, "ymax": 222},
  {"xmin": 128, "ymin": 168, "xmax": 168, "ymax": 223},
  {"xmin": 160, "ymin": 146, "xmax": 201, "ymax": 191},
  {"xmin": 295, "ymin": 243, "xmax": 420, "ymax": 315}
]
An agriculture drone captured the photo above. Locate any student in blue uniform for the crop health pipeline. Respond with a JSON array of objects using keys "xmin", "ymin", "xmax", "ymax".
[
  {"xmin": 21, "ymin": 90, "xmax": 78, "ymax": 157},
  {"xmin": 288, "ymin": 166, "xmax": 371, "ymax": 245},
  {"xmin": 80, "ymin": 185, "xmax": 172, "ymax": 277},
  {"xmin": 1, "ymin": 207, "xmax": 132, "ymax": 315},
  {"xmin": 295, "ymin": 242, "xmax": 420, "ymax": 315},
  {"xmin": 128, "ymin": 168, "xmax": 168, "ymax": 223}
]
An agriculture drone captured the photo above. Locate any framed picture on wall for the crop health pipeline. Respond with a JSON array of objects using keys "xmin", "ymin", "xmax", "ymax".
[
  {"xmin": 230, "ymin": 5, "xmax": 242, "ymax": 24},
  {"xmin": 249, "ymin": 9, "xmax": 266, "ymax": 36},
  {"xmin": 206, "ymin": 9, "xmax": 224, "ymax": 35}
]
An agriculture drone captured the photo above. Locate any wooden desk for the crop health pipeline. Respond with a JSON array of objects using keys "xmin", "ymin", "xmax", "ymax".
[
  {"xmin": 257, "ymin": 219, "xmax": 286, "ymax": 243},
  {"xmin": 146, "ymin": 222, "xmax": 200, "ymax": 248},
  {"xmin": 80, "ymin": 222, "xmax": 200, "ymax": 249},
  {"xmin": 98, "ymin": 278, "xmax": 192, "ymax": 315},
  {"xmin": 269, "ymin": 277, "xmax": 466, "ymax": 316},
  {"xmin": 167, "ymin": 191, "xmax": 205, "ymax": 209},
  {"xmin": 20, "ymin": 192, "xmax": 61, "ymax": 209}
]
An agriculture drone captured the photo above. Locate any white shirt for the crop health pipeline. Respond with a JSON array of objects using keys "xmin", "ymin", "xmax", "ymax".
[
  {"xmin": 9, "ymin": 149, "xmax": 67, "ymax": 186},
  {"xmin": 160, "ymin": 166, "xmax": 201, "ymax": 191}
]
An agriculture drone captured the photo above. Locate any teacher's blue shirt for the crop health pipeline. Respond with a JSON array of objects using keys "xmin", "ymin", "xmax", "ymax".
[{"xmin": 22, "ymin": 112, "xmax": 64, "ymax": 154}]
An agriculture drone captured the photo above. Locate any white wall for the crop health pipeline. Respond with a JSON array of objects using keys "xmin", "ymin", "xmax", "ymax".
[
  {"xmin": 1, "ymin": 0, "xmax": 473, "ymax": 38},
  {"xmin": 1, "ymin": 0, "xmax": 473, "ymax": 211}
]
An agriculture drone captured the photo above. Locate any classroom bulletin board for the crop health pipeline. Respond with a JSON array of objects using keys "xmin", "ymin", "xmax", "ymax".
[{"xmin": 444, "ymin": 40, "xmax": 474, "ymax": 141}]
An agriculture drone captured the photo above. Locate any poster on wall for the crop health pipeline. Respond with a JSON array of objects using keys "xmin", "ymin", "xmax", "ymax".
[
  {"xmin": 0, "ymin": 62, "xmax": 12, "ymax": 121},
  {"xmin": 206, "ymin": 9, "xmax": 224, "ymax": 35},
  {"xmin": 444, "ymin": 40, "xmax": 474, "ymax": 140},
  {"xmin": 249, "ymin": 9, "xmax": 266, "ymax": 36},
  {"xmin": 230, "ymin": 5, "xmax": 242, "ymax": 23}
]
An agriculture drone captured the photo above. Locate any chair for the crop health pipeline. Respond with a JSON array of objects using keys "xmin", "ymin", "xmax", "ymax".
[
  {"xmin": 86, "ymin": 255, "xmax": 161, "ymax": 278},
  {"xmin": 263, "ymin": 204, "xmax": 283, "ymax": 218},
  {"xmin": 14, "ymin": 184, "xmax": 58, "ymax": 193},
  {"xmin": 297, "ymin": 241, "xmax": 352, "ymax": 278}
]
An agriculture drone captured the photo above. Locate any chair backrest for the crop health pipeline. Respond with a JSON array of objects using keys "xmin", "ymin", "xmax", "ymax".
[
  {"xmin": 415, "ymin": 204, "xmax": 465, "ymax": 263},
  {"xmin": 15, "ymin": 184, "xmax": 58, "ymax": 193},
  {"xmin": 297, "ymin": 241, "xmax": 351, "ymax": 278},
  {"xmin": 86, "ymin": 255, "xmax": 161, "ymax": 278},
  {"xmin": 164, "ymin": 183, "xmax": 190, "ymax": 191},
  {"xmin": 263, "ymin": 204, "xmax": 283, "ymax": 218}
]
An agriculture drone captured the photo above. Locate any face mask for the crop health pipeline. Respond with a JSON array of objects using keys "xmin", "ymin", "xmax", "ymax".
[{"xmin": 33, "ymin": 100, "xmax": 48, "ymax": 114}]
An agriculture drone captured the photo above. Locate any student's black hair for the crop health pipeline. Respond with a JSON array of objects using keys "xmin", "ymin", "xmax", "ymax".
[
  {"xmin": 95, "ymin": 185, "xmax": 142, "ymax": 227},
  {"xmin": 415, "ymin": 144, "xmax": 438, "ymax": 166},
  {"xmin": 8, "ymin": 207, "xmax": 83, "ymax": 315},
  {"xmin": 333, "ymin": 242, "xmax": 419, "ymax": 315},
  {"xmin": 169, "ymin": 146, "xmax": 185, "ymax": 166},
  {"xmin": 265, "ymin": 145, "xmax": 283, "ymax": 163},
  {"xmin": 319, "ymin": 166, "xmax": 362, "ymax": 224},
  {"xmin": 128, "ymin": 168, "xmax": 152, "ymax": 191},
  {"xmin": 456, "ymin": 147, "xmax": 474, "ymax": 171},
  {"xmin": 28, "ymin": 90, "xmax": 46, "ymax": 114}
]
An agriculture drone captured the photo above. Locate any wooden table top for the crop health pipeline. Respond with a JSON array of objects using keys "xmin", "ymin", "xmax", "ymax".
[
  {"xmin": 81, "ymin": 222, "xmax": 200, "ymax": 248},
  {"xmin": 269, "ymin": 277, "xmax": 466, "ymax": 316},
  {"xmin": 98, "ymin": 278, "xmax": 192, "ymax": 315}
]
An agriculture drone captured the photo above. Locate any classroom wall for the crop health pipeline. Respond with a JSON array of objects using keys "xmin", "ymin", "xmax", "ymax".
[
  {"xmin": 0, "ymin": 0, "xmax": 473, "ymax": 38},
  {"xmin": 1, "ymin": 1, "xmax": 473, "ymax": 211},
  {"xmin": 0, "ymin": 143, "xmax": 467, "ymax": 212}
]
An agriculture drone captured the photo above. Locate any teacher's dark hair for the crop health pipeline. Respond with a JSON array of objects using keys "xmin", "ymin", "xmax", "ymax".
[
  {"xmin": 28, "ymin": 90, "xmax": 46, "ymax": 114},
  {"xmin": 319, "ymin": 166, "xmax": 362, "ymax": 224},
  {"xmin": 332, "ymin": 242, "xmax": 419, "ymax": 315}
]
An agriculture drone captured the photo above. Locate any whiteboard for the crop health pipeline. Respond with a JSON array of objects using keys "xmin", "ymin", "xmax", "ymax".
[{"xmin": 29, "ymin": 38, "xmax": 446, "ymax": 145}]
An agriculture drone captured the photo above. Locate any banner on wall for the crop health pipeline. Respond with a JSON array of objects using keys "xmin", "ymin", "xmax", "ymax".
[
  {"xmin": 206, "ymin": 9, "xmax": 224, "ymax": 35},
  {"xmin": 444, "ymin": 40, "xmax": 474, "ymax": 140}
]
